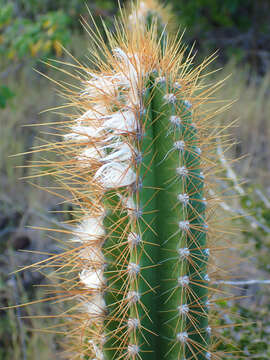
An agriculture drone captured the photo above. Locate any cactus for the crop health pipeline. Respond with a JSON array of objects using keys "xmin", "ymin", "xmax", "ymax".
[{"xmin": 30, "ymin": 3, "xmax": 237, "ymax": 360}]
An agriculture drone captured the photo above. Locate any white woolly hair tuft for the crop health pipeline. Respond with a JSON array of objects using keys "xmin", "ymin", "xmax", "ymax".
[
  {"xmin": 80, "ymin": 269, "xmax": 104, "ymax": 290},
  {"xmin": 74, "ymin": 216, "xmax": 106, "ymax": 242},
  {"xmin": 94, "ymin": 162, "xmax": 136, "ymax": 189}
]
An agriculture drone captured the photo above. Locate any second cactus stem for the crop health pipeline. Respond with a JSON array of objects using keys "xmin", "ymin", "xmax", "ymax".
[{"xmin": 151, "ymin": 77, "xmax": 209, "ymax": 360}]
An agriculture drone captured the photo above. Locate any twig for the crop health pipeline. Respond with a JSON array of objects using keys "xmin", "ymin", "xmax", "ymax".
[
  {"xmin": 209, "ymin": 189, "xmax": 270, "ymax": 234},
  {"xmin": 214, "ymin": 279, "xmax": 270, "ymax": 285},
  {"xmin": 255, "ymin": 188, "xmax": 270, "ymax": 208},
  {"xmin": 217, "ymin": 143, "xmax": 245, "ymax": 195}
]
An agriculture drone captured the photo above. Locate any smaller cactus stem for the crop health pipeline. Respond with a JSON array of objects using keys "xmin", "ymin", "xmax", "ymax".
[{"xmin": 150, "ymin": 75, "xmax": 209, "ymax": 360}]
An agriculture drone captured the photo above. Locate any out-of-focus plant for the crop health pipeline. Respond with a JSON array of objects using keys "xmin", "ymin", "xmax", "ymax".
[
  {"xmin": 0, "ymin": 2, "xmax": 70, "ymax": 109},
  {"xmin": 215, "ymin": 143, "xmax": 270, "ymax": 272},
  {"xmin": 6, "ymin": 0, "xmax": 116, "ymax": 21},
  {"xmin": 172, "ymin": 0, "xmax": 256, "ymax": 31},
  {"xmin": 212, "ymin": 297, "xmax": 270, "ymax": 359},
  {"xmin": 0, "ymin": 4, "xmax": 71, "ymax": 60},
  {"xmin": 0, "ymin": 0, "xmax": 121, "ymax": 109},
  {"xmin": 239, "ymin": 185, "xmax": 270, "ymax": 243},
  {"xmin": 171, "ymin": 0, "xmax": 270, "ymax": 72},
  {"xmin": 0, "ymin": 85, "xmax": 14, "ymax": 109}
]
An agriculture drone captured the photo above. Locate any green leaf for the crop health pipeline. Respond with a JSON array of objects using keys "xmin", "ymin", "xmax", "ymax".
[{"xmin": 0, "ymin": 85, "xmax": 15, "ymax": 108}]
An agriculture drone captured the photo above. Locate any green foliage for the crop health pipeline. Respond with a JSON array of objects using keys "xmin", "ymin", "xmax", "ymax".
[
  {"xmin": 7, "ymin": 0, "xmax": 116, "ymax": 19},
  {"xmin": 172, "ymin": 0, "xmax": 263, "ymax": 31},
  {"xmin": 0, "ymin": 0, "xmax": 121, "ymax": 62},
  {"xmin": 216, "ymin": 301, "xmax": 270, "ymax": 359},
  {"xmin": 0, "ymin": 4, "xmax": 71, "ymax": 60},
  {"xmin": 0, "ymin": 0, "xmax": 120, "ymax": 108},
  {"xmin": 171, "ymin": 0, "xmax": 270, "ymax": 67},
  {"xmin": 237, "ymin": 185, "xmax": 270, "ymax": 273},
  {"xmin": 0, "ymin": 3, "xmax": 13, "ymax": 28},
  {"xmin": 0, "ymin": 85, "xmax": 14, "ymax": 108}
]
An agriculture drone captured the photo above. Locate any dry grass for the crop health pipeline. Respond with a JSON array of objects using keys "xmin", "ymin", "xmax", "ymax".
[{"xmin": 214, "ymin": 61, "xmax": 270, "ymax": 188}]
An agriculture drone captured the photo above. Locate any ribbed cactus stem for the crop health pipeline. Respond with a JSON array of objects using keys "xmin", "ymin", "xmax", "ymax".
[
  {"xmin": 103, "ymin": 84, "xmax": 159, "ymax": 360},
  {"xmin": 40, "ymin": 5, "xmax": 235, "ymax": 359},
  {"xmin": 151, "ymin": 77, "xmax": 209, "ymax": 359},
  {"xmin": 101, "ymin": 64, "xmax": 209, "ymax": 360}
]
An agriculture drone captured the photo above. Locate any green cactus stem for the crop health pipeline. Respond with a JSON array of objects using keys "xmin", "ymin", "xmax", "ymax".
[
  {"xmin": 151, "ymin": 78, "xmax": 209, "ymax": 360},
  {"xmin": 33, "ymin": 4, "xmax": 235, "ymax": 360},
  {"xmin": 101, "ymin": 65, "xmax": 210, "ymax": 360},
  {"xmin": 103, "ymin": 82, "xmax": 160, "ymax": 360}
]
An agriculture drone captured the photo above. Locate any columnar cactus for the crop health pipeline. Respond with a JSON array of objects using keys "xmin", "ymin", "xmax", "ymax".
[{"xmin": 37, "ymin": 4, "xmax": 233, "ymax": 360}]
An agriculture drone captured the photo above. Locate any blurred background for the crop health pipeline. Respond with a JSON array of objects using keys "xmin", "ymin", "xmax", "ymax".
[{"xmin": 0, "ymin": 0, "xmax": 270, "ymax": 359}]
